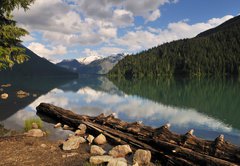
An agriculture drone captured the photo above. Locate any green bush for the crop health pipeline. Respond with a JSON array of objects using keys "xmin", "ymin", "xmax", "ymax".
[{"xmin": 24, "ymin": 118, "xmax": 43, "ymax": 131}]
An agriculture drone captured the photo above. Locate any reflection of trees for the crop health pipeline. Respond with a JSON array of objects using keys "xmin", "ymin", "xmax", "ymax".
[
  {"xmin": 0, "ymin": 77, "xmax": 75, "ymax": 120},
  {"xmin": 111, "ymin": 77, "xmax": 240, "ymax": 129}
]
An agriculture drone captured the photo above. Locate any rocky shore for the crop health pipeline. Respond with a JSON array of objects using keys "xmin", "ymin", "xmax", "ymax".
[{"xmin": 0, "ymin": 122, "xmax": 154, "ymax": 166}]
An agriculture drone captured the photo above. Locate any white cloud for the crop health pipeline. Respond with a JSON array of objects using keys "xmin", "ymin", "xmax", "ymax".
[
  {"xmin": 115, "ymin": 15, "xmax": 234, "ymax": 52},
  {"xmin": 146, "ymin": 9, "xmax": 161, "ymax": 23},
  {"xmin": 21, "ymin": 35, "xmax": 35, "ymax": 42},
  {"xmin": 124, "ymin": 0, "xmax": 175, "ymax": 20},
  {"xmin": 28, "ymin": 42, "xmax": 67, "ymax": 60},
  {"xmin": 99, "ymin": 27, "xmax": 117, "ymax": 39},
  {"xmin": 13, "ymin": 0, "xmax": 235, "ymax": 60},
  {"xmin": 113, "ymin": 9, "xmax": 134, "ymax": 27}
]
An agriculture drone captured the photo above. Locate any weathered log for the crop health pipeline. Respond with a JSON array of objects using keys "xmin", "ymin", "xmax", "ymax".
[{"xmin": 36, "ymin": 103, "xmax": 240, "ymax": 166}]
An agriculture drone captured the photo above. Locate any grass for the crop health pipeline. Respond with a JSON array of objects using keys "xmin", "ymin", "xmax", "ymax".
[{"xmin": 24, "ymin": 118, "xmax": 43, "ymax": 131}]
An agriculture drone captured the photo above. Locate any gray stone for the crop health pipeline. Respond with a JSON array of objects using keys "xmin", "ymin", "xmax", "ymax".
[
  {"xmin": 89, "ymin": 155, "xmax": 113, "ymax": 165},
  {"xmin": 75, "ymin": 129, "xmax": 85, "ymax": 135},
  {"xmin": 1, "ymin": 93, "xmax": 8, "ymax": 99},
  {"xmin": 87, "ymin": 135, "xmax": 94, "ymax": 144},
  {"xmin": 133, "ymin": 149, "xmax": 151, "ymax": 165},
  {"xmin": 54, "ymin": 123, "xmax": 62, "ymax": 128},
  {"xmin": 25, "ymin": 129, "xmax": 44, "ymax": 137},
  {"xmin": 62, "ymin": 136, "xmax": 86, "ymax": 151},
  {"xmin": 78, "ymin": 124, "xmax": 87, "ymax": 131},
  {"xmin": 63, "ymin": 124, "xmax": 73, "ymax": 130},
  {"xmin": 109, "ymin": 145, "xmax": 132, "ymax": 157},
  {"xmin": 40, "ymin": 144, "xmax": 47, "ymax": 148},
  {"xmin": 94, "ymin": 133, "xmax": 107, "ymax": 145},
  {"xmin": 16, "ymin": 90, "xmax": 29, "ymax": 98},
  {"xmin": 107, "ymin": 158, "xmax": 128, "ymax": 166},
  {"xmin": 90, "ymin": 145, "xmax": 106, "ymax": 155}
]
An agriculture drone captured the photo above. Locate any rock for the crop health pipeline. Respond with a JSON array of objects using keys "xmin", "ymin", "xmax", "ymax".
[
  {"xmin": 63, "ymin": 124, "xmax": 73, "ymax": 130},
  {"xmin": 25, "ymin": 129, "xmax": 44, "ymax": 137},
  {"xmin": 87, "ymin": 135, "xmax": 94, "ymax": 144},
  {"xmin": 40, "ymin": 144, "xmax": 47, "ymax": 148},
  {"xmin": 54, "ymin": 123, "xmax": 62, "ymax": 128},
  {"xmin": 78, "ymin": 124, "xmax": 87, "ymax": 131},
  {"xmin": 33, "ymin": 94, "xmax": 37, "ymax": 97},
  {"xmin": 1, "ymin": 93, "xmax": 8, "ymax": 99},
  {"xmin": 75, "ymin": 129, "xmax": 85, "ymax": 135},
  {"xmin": 107, "ymin": 158, "xmax": 128, "ymax": 166},
  {"xmin": 89, "ymin": 155, "xmax": 113, "ymax": 165},
  {"xmin": 109, "ymin": 145, "xmax": 132, "ymax": 158},
  {"xmin": 1, "ymin": 84, "xmax": 11, "ymax": 88},
  {"xmin": 16, "ymin": 90, "xmax": 29, "ymax": 98},
  {"xmin": 94, "ymin": 133, "xmax": 107, "ymax": 145},
  {"xmin": 90, "ymin": 145, "xmax": 106, "ymax": 155},
  {"xmin": 133, "ymin": 149, "xmax": 151, "ymax": 165},
  {"xmin": 62, "ymin": 136, "xmax": 86, "ymax": 151},
  {"xmin": 31, "ymin": 122, "xmax": 38, "ymax": 129},
  {"xmin": 62, "ymin": 153, "xmax": 78, "ymax": 158}
]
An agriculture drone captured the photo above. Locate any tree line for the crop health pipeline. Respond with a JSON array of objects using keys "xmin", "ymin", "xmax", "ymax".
[{"xmin": 109, "ymin": 16, "xmax": 240, "ymax": 78}]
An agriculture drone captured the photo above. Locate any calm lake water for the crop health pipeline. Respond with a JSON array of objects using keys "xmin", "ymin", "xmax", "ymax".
[{"xmin": 0, "ymin": 76, "xmax": 239, "ymax": 145}]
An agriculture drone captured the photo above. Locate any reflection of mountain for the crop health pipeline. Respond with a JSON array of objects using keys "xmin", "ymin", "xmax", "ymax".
[
  {"xmin": 0, "ymin": 77, "xmax": 75, "ymax": 120},
  {"xmin": 58, "ymin": 76, "xmax": 124, "ymax": 96},
  {"xmin": 111, "ymin": 77, "xmax": 240, "ymax": 130}
]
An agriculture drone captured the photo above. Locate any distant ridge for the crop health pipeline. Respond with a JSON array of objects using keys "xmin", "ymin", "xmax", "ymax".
[{"xmin": 0, "ymin": 46, "xmax": 78, "ymax": 77}]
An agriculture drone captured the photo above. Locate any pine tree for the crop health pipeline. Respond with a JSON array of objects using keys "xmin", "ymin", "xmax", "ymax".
[{"xmin": 0, "ymin": 0, "xmax": 35, "ymax": 69}]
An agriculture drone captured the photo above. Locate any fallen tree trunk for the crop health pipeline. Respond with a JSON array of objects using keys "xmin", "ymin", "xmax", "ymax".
[{"xmin": 36, "ymin": 103, "xmax": 240, "ymax": 166}]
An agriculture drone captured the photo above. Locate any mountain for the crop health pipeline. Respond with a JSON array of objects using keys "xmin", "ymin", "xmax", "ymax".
[
  {"xmin": 57, "ymin": 54, "xmax": 125, "ymax": 75},
  {"xmin": 0, "ymin": 46, "xmax": 77, "ymax": 77},
  {"xmin": 78, "ymin": 55, "xmax": 102, "ymax": 65},
  {"xmin": 109, "ymin": 15, "xmax": 240, "ymax": 78}
]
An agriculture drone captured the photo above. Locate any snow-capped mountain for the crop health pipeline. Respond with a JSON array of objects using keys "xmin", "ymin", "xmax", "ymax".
[
  {"xmin": 57, "ymin": 54, "xmax": 126, "ymax": 75},
  {"xmin": 77, "ymin": 55, "xmax": 102, "ymax": 65}
]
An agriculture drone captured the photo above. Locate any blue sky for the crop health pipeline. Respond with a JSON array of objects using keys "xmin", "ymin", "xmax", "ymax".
[{"xmin": 14, "ymin": 0, "xmax": 240, "ymax": 63}]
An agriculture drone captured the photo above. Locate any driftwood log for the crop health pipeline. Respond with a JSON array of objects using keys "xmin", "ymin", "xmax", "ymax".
[{"xmin": 36, "ymin": 103, "xmax": 240, "ymax": 166}]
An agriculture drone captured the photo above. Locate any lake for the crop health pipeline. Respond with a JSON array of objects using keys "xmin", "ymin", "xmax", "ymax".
[{"xmin": 0, "ymin": 76, "xmax": 239, "ymax": 145}]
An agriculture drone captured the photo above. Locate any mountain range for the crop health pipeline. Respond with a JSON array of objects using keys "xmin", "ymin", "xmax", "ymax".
[
  {"xmin": 109, "ymin": 15, "xmax": 240, "ymax": 78},
  {"xmin": 0, "ymin": 46, "xmax": 77, "ymax": 77},
  {"xmin": 57, "ymin": 54, "xmax": 125, "ymax": 75}
]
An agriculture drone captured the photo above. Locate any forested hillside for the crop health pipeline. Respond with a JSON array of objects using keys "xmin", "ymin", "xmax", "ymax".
[{"xmin": 109, "ymin": 16, "xmax": 240, "ymax": 78}]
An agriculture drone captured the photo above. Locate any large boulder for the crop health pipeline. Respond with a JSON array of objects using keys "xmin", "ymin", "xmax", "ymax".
[
  {"xmin": 89, "ymin": 155, "xmax": 113, "ymax": 165},
  {"xmin": 62, "ymin": 136, "xmax": 86, "ymax": 151},
  {"xmin": 25, "ymin": 129, "xmax": 44, "ymax": 137},
  {"xmin": 109, "ymin": 145, "xmax": 132, "ymax": 158},
  {"xmin": 133, "ymin": 149, "xmax": 151, "ymax": 165},
  {"xmin": 90, "ymin": 145, "xmax": 106, "ymax": 155},
  {"xmin": 107, "ymin": 158, "xmax": 128, "ymax": 166},
  {"xmin": 94, "ymin": 133, "xmax": 107, "ymax": 145}
]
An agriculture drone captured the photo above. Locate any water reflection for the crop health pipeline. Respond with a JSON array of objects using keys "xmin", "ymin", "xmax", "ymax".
[{"xmin": 0, "ymin": 76, "xmax": 239, "ymax": 145}]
